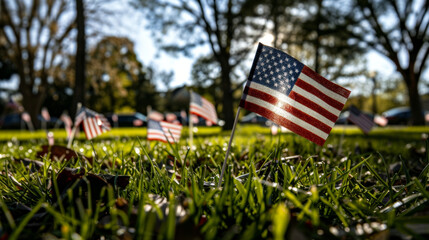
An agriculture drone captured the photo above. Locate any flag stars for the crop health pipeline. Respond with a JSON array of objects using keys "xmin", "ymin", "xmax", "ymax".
[
  {"xmin": 288, "ymin": 64, "xmax": 291, "ymax": 68},
  {"xmin": 295, "ymin": 69, "xmax": 299, "ymax": 73},
  {"xmin": 270, "ymin": 71, "xmax": 274, "ymax": 75},
  {"xmin": 289, "ymin": 70, "xmax": 293, "ymax": 75}
]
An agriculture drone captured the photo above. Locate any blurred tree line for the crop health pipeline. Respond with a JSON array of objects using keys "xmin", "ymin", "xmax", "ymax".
[{"xmin": 0, "ymin": 0, "xmax": 428, "ymax": 128}]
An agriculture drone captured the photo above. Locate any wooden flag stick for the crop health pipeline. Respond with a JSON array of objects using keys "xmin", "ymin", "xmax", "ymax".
[
  {"xmin": 218, "ymin": 106, "xmax": 241, "ymax": 188},
  {"xmin": 67, "ymin": 103, "xmax": 82, "ymax": 148}
]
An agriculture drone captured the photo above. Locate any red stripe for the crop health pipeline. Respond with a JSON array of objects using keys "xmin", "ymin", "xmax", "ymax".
[
  {"xmin": 295, "ymin": 79, "xmax": 344, "ymax": 111},
  {"xmin": 301, "ymin": 66, "xmax": 351, "ymax": 98},
  {"xmin": 289, "ymin": 91, "xmax": 338, "ymax": 122},
  {"xmin": 241, "ymin": 100, "xmax": 326, "ymax": 146},
  {"xmin": 190, "ymin": 105, "xmax": 217, "ymax": 123},
  {"xmin": 83, "ymin": 119, "xmax": 94, "ymax": 139},
  {"xmin": 244, "ymin": 87, "xmax": 332, "ymax": 134}
]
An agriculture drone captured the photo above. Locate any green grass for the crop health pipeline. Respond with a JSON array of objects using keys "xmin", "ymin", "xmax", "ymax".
[{"xmin": 1, "ymin": 125, "xmax": 429, "ymax": 239}]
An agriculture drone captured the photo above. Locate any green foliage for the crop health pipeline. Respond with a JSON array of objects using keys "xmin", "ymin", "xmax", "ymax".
[{"xmin": 0, "ymin": 126, "xmax": 429, "ymax": 239}]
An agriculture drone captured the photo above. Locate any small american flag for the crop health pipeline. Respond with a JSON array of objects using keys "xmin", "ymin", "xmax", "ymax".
[
  {"xmin": 148, "ymin": 110, "xmax": 164, "ymax": 121},
  {"xmin": 41, "ymin": 107, "xmax": 51, "ymax": 121},
  {"xmin": 240, "ymin": 43, "xmax": 351, "ymax": 146},
  {"xmin": 347, "ymin": 105, "xmax": 374, "ymax": 134},
  {"xmin": 60, "ymin": 113, "xmax": 73, "ymax": 138},
  {"xmin": 374, "ymin": 115, "xmax": 388, "ymax": 127},
  {"xmin": 190, "ymin": 92, "xmax": 218, "ymax": 125},
  {"xmin": 166, "ymin": 113, "xmax": 177, "ymax": 123},
  {"xmin": 147, "ymin": 120, "xmax": 182, "ymax": 143},
  {"xmin": 21, "ymin": 112, "xmax": 31, "ymax": 123},
  {"xmin": 75, "ymin": 107, "xmax": 111, "ymax": 140}
]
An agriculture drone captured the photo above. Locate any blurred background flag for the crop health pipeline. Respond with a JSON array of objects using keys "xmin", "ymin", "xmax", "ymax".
[
  {"xmin": 374, "ymin": 115, "xmax": 388, "ymax": 127},
  {"xmin": 240, "ymin": 43, "xmax": 351, "ymax": 146},
  {"xmin": 190, "ymin": 92, "xmax": 218, "ymax": 125},
  {"xmin": 148, "ymin": 110, "xmax": 164, "ymax": 121},
  {"xmin": 60, "ymin": 112, "xmax": 73, "ymax": 138},
  {"xmin": 147, "ymin": 119, "xmax": 182, "ymax": 143},
  {"xmin": 74, "ymin": 107, "xmax": 111, "ymax": 140},
  {"xmin": 41, "ymin": 107, "xmax": 51, "ymax": 121},
  {"xmin": 166, "ymin": 113, "xmax": 177, "ymax": 123},
  {"xmin": 21, "ymin": 111, "xmax": 34, "ymax": 131},
  {"xmin": 347, "ymin": 105, "xmax": 375, "ymax": 134}
]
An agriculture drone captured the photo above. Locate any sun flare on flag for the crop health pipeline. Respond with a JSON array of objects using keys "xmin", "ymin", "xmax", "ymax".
[{"xmin": 240, "ymin": 43, "xmax": 351, "ymax": 146}]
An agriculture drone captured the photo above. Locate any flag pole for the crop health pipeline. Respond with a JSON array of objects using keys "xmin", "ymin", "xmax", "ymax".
[
  {"xmin": 67, "ymin": 102, "xmax": 82, "ymax": 148},
  {"xmin": 189, "ymin": 90, "xmax": 194, "ymax": 148},
  {"xmin": 218, "ymin": 106, "xmax": 241, "ymax": 188}
]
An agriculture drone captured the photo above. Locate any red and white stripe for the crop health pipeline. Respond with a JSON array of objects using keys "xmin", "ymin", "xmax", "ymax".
[
  {"xmin": 82, "ymin": 115, "xmax": 111, "ymax": 140},
  {"xmin": 147, "ymin": 121, "xmax": 182, "ymax": 143},
  {"xmin": 240, "ymin": 66, "xmax": 350, "ymax": 146},
  {"xmin": 190, "ymin": 96, "xmax": 218, "ymax": 125}
]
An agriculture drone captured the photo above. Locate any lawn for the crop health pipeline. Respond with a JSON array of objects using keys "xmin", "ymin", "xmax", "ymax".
[{"xmin": 1, "ymin": 125, "xmax": 429, "ymax": 239}]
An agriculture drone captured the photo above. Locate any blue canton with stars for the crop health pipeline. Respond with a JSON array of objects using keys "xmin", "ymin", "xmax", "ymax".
[
  {"xmin": 191, "ymin": 92, "xmax": 203, "ymax": 106},
  {"xmin": 250, "ymin": 44, "xmax": 304, "ymax": 96},
  {"xmin": 148, "ymin": 120, "xmax": 163, "ymax": 131}
]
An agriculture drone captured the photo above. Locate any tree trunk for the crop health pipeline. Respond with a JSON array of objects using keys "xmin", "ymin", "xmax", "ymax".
[
  {"xmin": 220, "ymin": 61, "xmax": 234, "ymax": 130},
  {"xmin": 72, "ymin": 0, "xmax": 86, "ymax": 117},
  {"xmin": 20, "ymin": 87, "xmax": 45, "ymax": 129},
  {"xmin": 405, "ymin": 73, "xmax": 425, "ymax": 125}
]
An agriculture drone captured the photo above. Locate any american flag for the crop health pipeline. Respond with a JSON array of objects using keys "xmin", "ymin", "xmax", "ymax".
[
  {"xmin": 75, "ymin": 107, "xmax": 111, "ymax": 140},
  {"xmin": 147, "ymin": 120, "xmax": 182, "ymax": 143},
  {"xmin": 190, "ymin": 92, "xmax": 218, "ymax": 125},
  {"xmin": 374, "ymin": 115, "xmax": 388, "ymax": 127},
  {"xmin": 240, "ymin": 43, "xmax": 351, "ymax": 146},
  {"xmin": 347, "ymin": 105, "xmax": 374, "ymax": 134},
  {"xmin": 60, "ymin": 113, "xmax": 73, "ymax": 138},
  {"xmin": 41, "ymin": 107, "xmax": 51, "ymax": 121},
  {"xmin": 148, "ymin": 110, "xmax": 164, "ymax": 121},
  {"xmin": 21, "ymin": 112, "xmax": 31, "ymax": 123}
]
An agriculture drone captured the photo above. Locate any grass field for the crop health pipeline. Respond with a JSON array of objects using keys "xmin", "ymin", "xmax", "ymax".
[{"xmin": 1, "ymin": 125, "xmax": 429, "ymax": 239}]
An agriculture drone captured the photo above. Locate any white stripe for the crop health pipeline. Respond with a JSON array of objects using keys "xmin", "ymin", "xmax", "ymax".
[
  {"xmin": 190, "ymin": 104, "xmax": 217, "ymax": 122},
  {"xmin": 244, "ymin": 95, "xmax": 329, "ymax": 140},
  {"xmin": 292, "ymin": 85, "xmax": 341, "ymax": 117},
  {"xmin": 299, "ymin": 73, "xmax": 348, "ymax": 104},
  {"xmin": 92, "ymin": 118, "xmax": 102, "ymax": 136},
  {"xmin": 248, "ymin": 82, "xmax": 335, "ymax": 128},
  {"xmin": 83, "ymin": 119, "xmax": 94, "ymax": 139}
]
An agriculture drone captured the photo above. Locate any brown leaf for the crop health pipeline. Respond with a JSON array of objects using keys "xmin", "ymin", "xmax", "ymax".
[{"xmin": 37, "ymin": 145, "xmax": 93, "ymax": 163}]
